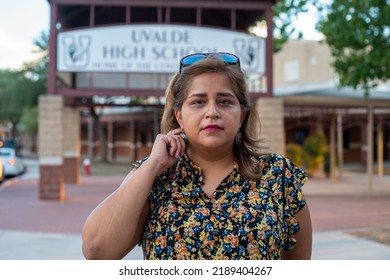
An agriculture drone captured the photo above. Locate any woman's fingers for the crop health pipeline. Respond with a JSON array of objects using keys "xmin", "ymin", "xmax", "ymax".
[
  {"xmin": 149, "ymin": 129, "xmax": 186, "ymax": 170},
  {"xmin": 167, "ymin": 133, "xmax": 186, "ymax": 158},
  {"xmin": 166, "ymin": 128, "xmax": 182, "ymax": 136},
  {"xmin": 165, "ymin": 129, "xmax": 186, "ymax": 158}
]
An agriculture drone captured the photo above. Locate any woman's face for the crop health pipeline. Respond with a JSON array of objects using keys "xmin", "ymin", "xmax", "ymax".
[{"xmin": 175, "ymin": 72, "xmax": 246, "ymax": 152}]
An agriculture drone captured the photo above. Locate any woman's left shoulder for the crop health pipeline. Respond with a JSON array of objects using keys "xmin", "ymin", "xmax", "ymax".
[
  {"xmin": 261, "ymin": 153, "xmax": 303, "ymax": 169},
  {"xmin": 255, "ymin": 153, "xmax": 288, "ymax": 168},
  {"xmin": 274, "ymin": 154, "xmax": 308, "ymax": 186},
  {"xmin": 255, "ymin": 153, "xmax": 307, "ymax": 181}
]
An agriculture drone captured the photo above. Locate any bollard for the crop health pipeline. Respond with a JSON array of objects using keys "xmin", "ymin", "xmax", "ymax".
[{"xmin": 83, "ymin": 158, "xmax": 91, "ymax": 175}]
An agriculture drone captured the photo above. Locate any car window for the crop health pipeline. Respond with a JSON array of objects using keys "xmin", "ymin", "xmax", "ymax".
[{"xmin": 0, "ymin": 148, "xmax": 14, "ymax": 156}]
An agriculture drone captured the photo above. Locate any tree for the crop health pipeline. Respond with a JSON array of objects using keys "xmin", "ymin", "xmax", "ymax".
[
  {"xmin": 273, "ymin": 0, "xmax": 310, "ymax": 52},
  {"xmin": 249, "ymin": 0, "xmax": 325, "ymax": 52},
  {"xmin": 317, "ymin": 0, "xmax": 390, "ymax": 96},
  {"xmin": 20, "ymin": 107, "xmax": 39, "ymax": 134},
  {"xmin": 0, "ymin": 70, "xmax": 43, "ymax": 137},
  {"xmin": 0, "ymin": 31, "xmax": 48, "ymax": 139},
  {"xmin": 23, "ymin": 30, "xmax": 49, "ymax": 82},
  {"xmin": 22, "ymin": 30, "xmax": 49, "ymax": 136}
]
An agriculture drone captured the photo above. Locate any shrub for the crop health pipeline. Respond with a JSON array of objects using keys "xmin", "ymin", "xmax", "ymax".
[
  {"xmin": 302, "ymin": 133, "xmax": 327, "ymax": 176},
  {"xmin": 286, "ymin": 143, "xmax": 304, "ymax": 168}
]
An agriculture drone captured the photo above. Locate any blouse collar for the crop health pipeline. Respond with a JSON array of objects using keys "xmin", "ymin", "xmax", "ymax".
[{"xmin": 180, "ymin": 152, "xmax": 239, "ymax": 174}]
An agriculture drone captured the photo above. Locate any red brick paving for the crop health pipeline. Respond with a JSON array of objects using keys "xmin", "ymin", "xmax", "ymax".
[
  {"xmin": 0, "ymin": 177, "xmax": 120, "ymax": 234},
  {"xmin": 306, "ymin": 194, "xmax": 390, "ymax": 231},
  {"xmin": 1, "ymin": 176, "xmax": 389, "ymax": 234}
]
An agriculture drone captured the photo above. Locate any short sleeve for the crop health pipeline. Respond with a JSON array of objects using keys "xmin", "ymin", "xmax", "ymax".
[{"xmin": 282, "ymin": 157, "xmax": 308, "ymax": 251}]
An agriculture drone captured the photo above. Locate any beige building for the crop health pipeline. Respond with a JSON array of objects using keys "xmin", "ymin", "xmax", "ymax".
[{"xmin": 275, "ymin": 40, "xmax": 390, "ymax": 180}]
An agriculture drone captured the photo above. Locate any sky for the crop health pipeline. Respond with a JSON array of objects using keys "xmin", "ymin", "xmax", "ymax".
[
  {"xmin": 0, "ymin": 0, "xmax": 50, "ymax": 70},
  {"xmin": 0, "ymin": 0, "xmax": 323, "ymax": 70}
]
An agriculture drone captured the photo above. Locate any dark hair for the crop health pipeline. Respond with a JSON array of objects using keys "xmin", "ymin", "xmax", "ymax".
[{"xmin": 161, "ymin": 57, "xmax": 264, "ymax": 179}]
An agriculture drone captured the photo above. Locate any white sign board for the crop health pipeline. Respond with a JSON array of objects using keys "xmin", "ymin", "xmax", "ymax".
[{"xmin": 57, "ymin": 24, "xmax": 265, "ymax": 74}]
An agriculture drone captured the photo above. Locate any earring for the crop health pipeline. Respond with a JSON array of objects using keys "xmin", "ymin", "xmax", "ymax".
[
  {"xmin": 180, "ymin": 132, "xmax": 188, "ymax": 144},
  {"xmin": 235, "ymin": 129, "xmax": 242, "ymax": 145}
]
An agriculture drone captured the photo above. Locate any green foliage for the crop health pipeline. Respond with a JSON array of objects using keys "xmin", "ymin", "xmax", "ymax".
[
  {"xmin": 317, "ymin": 0, "xmax": 390, "ymax": 96},
  {"xmin": 303, "ymin": 133, "xmax": 327, "ymax": 157},
  {"xmin": 323, "ymin": 151, "xmax": 330, "ymax": 176},
  {"xmin": 302, "ymin": 133, "xmax": 327, "ymax": 175},
  {"xmin": 272, "ymin": 0, "xmax": 325, "ymax": 52},
  {"xmin": 0, "ymin": 30, "xmax": 48, "ymax": 137},
  {"xmin": 287, "ymin": 134, "xmax": 327, "ymax": 176},
  {"xmin": 286, "ymin": 143, "xmax": 304, "ymax": 167},
  {"xmin": 248, "ymin": 0, "xmax": 324, "ymax": 52},
  {"xmin": 273, "ymin": 0, "xmax": 307, "ymax": 52},
  {"xmin": 23, "ymin": 30, "xmax": 49, "ymax": 82},
  {"xmin": 0, "ymin": 70, "xmax": 42, "ymax": 124},
  {"xmin": 20, "ymin": 107, "xmax": 39, "ymax": 134}
]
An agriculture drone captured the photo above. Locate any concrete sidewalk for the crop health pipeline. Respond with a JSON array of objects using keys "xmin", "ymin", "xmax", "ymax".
[
  {"xmin": 2, "ymin": 227, "xmax": 390, "ymax": 260},
  {"xmin": 1, "ymin": 159, "xmax": 390, "ymax": 260}
]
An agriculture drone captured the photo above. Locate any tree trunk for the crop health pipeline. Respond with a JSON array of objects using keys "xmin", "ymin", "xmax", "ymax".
[{"xmin": 11, "ymin": 122, "xmax": 17, "ymax": 139}]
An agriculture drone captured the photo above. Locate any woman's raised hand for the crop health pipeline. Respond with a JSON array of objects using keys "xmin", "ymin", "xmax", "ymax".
[{"xmin": 147, "ymin": 128, "xmax": 187, "ymax": 174}]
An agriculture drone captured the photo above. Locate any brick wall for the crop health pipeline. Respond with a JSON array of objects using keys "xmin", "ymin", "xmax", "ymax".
[{"xmin": 256, "ymin": 98, "xmax": 285, "ymax": 155}]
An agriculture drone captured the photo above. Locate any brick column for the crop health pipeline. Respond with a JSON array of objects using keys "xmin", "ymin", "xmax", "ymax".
[
  {"xmin": 256, "ymin": 97, "xmax": 285, "ymax": 155},
  {"xmin": 63, "ymin": 107, "xmax": 81, "ymax": 184},
  {"xmin": 38, "ymin": 96, "xmax": 64, "ymax": 200}
]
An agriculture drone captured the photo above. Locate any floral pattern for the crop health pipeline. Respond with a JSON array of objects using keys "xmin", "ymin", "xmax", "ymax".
[{"xmin": 133, "ymin": 153, "xmax": 307, "ymax": 260}]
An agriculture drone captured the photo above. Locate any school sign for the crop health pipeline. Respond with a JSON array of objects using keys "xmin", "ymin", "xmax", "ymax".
[{"xmin": 57, "ymin": 24, "xmax": 265, "ymax": 74}]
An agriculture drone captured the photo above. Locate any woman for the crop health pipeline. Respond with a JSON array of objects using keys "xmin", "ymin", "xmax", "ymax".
[{"xmin": 82, "ymin": 52, "xmax": 312, "ymax": 260}]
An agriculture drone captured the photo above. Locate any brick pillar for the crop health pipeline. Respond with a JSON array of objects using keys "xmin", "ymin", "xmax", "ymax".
[
  {"xmin": 256, "ymin": 97, "xmax": 285, "ymax": 155},
  {"xmin": 63, "ymin": 107, "xmax": 81, "ymax": 184},
  {"xmin": 38, "ymin": 96, "xmax": 64, "ymax": 200}
]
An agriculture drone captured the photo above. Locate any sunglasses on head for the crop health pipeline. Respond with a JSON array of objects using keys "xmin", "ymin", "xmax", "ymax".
[{"xmin": 179, "ymin": 52, "xmax": 241, "ymax": 73}]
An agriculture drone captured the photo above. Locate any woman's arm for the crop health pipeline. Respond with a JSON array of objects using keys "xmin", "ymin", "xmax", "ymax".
[
  {"xmin": 281, "ymin": 204, "xmax": 313, "ymax": 260},
  {"xmin": 82, "ymin": 130, "xmax": 186, "ymax": 259},
  {"xmin": 82, "ymin": 160, "xmax": 156, "ymax": 259}
]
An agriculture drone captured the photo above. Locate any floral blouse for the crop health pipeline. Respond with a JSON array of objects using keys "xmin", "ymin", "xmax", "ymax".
[{"xmin": 133, "ymin": 153, "xmax": 307, "ymax": 260}]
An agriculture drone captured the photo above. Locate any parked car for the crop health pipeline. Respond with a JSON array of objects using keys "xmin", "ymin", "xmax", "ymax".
[
  {"xmin": 0, "ymin": 147, "xmax": 24, "ymax": 177},
  {"xmin": 0, "ymin": 139, "xmax": 22, "ymax": 155},
  {"xmin": 0, "ymin": 158, "xmax": 4, "ymax": 183}
]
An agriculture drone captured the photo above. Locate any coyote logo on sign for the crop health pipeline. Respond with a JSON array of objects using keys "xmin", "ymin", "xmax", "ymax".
[
  {"xmin": 233, "ymin": 38, "xmax": 261, "ymax": 71},
  {"xmin": 62, "ymin": 35, "xmax": 92, "ymax": 68}
]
